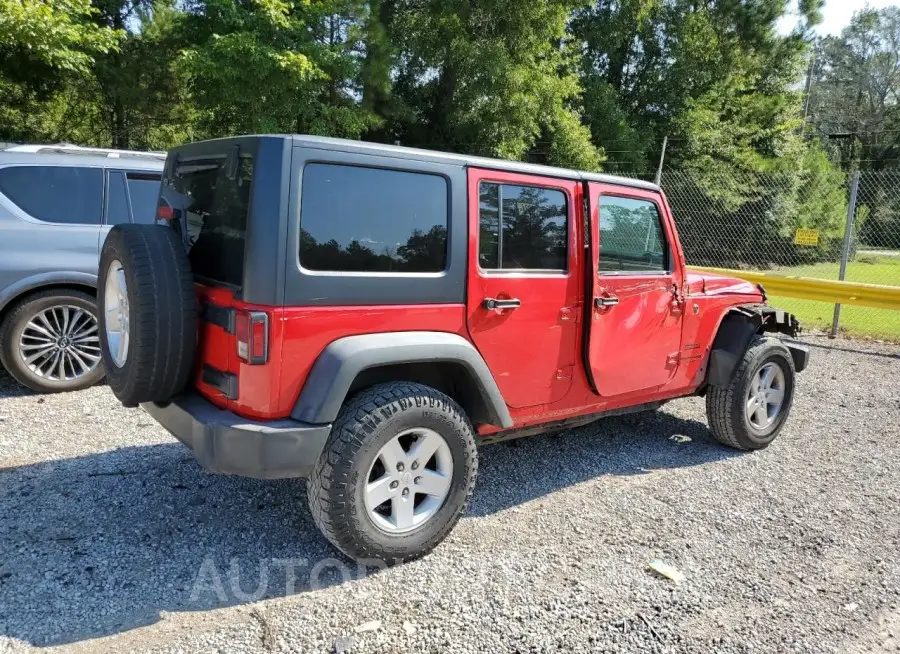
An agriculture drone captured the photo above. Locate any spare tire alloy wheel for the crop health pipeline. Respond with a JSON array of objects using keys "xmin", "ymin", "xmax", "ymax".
[
  {"xmin": 98, "ymin": 224, "xmax": 197, "ymax": 407},
  {"xmin": 0, "ymin": 289, "xmax": 104, "ymax": 393},
  {"xmin": 104, "ymin": 260, "xmax": 130, "ymax": 368}
]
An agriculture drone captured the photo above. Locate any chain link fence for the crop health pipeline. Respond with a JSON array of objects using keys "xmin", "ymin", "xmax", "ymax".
[{"xmin": 657, "ymin": 168, "xmax": 900, "ymax": 340}]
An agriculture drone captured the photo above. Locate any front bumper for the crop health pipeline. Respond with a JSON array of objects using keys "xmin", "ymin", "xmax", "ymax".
[
  {"xmin": 141, "ymin": 394, "xmax": 332, "ymax": 479},
  {"xmin": 783, "ymin": 339, "xmax": 810, "ymax": 373}
]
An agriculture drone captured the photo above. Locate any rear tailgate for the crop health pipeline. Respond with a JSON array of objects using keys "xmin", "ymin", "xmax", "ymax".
[
  {"xmin": 158, "ymin": 143, "xmax": 255, "ymax": 410},
  {"xmin": 195, "ymin": 285, "xmax": 238, "ymax": 406}
]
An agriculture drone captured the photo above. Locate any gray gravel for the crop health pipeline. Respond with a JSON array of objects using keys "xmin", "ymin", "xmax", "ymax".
[{"xmin": 1, "ymin": 334, "xmax": 900, "ymax": 653}]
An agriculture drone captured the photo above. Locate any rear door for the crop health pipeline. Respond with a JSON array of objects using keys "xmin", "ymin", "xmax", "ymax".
[
  {"xmin": 0, "ymin": 164, "xmax": 104, "ymax": 288},
  {"xmin": 585, "ymin": 184, "xmax": 684, "ymax": 398},
  {"xmin": 465, "ymin": 168, "xmax": 582, "ymax": 409}
]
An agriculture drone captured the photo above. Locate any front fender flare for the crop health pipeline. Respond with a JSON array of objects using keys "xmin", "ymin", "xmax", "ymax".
[
  {"xmin": 290, "ymin": 331, "xmax": 514, "ymax": 428},
  {"xmin": 707, "ymin": 304, "xmax": 803, "ymax": 387}
]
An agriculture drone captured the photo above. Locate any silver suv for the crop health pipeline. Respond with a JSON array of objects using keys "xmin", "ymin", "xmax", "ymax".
[{"xmin": 0, "ymin": 144, "xmax": 164, "ymax": 393}]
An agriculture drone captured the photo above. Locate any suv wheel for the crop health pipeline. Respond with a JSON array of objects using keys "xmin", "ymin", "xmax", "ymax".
[
  {"xmin": 0, "ymin": 289, "xmax": 103, "ymax": 393},
  {"xmin": 307, "ymin": 382, "xmax": 478, "ymax": 563},
  {"xmin": 706, "ymin": 335, "xmax": 796, "ymax": 450}
]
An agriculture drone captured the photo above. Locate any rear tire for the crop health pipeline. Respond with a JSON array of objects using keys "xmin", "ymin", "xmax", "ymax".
[
  {"xmin": 307, "ymin": 382, "xmax": 478, "ymax": 563},
  {"xmin": 706, "ymin": 336, "xmax": 796, "ymax": 450},
  {"xmin": 0, "ymin": 289, "xmax": 104, "ymax": 393},
  {"xmin": 98, "ymin": 224, "xmax": 197, "ymax": 407}
]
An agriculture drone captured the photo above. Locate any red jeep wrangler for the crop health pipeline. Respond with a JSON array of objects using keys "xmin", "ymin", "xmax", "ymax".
[{"xmin": 98, "ymin": 135, "xmax": 808, "ymax": 562}]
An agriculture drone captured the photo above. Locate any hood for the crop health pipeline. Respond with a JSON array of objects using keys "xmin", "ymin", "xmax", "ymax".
[{"xmin": 686, "ymin": 270, "xmax": 763, "ymax": 299}]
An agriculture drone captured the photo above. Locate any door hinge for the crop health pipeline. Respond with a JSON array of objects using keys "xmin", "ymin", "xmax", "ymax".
[{"xmin": 666, "ymin": 352, "xmax": 680, "ymax": 367}]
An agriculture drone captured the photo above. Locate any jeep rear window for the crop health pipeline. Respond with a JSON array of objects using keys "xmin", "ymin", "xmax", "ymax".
[
  {"xmin": 170, "ymin": 155, "xmax": 253, "ymax": 288},
  {"xmin": 299, "ymin": 163, "xmax": 448, "ymax": 273}
]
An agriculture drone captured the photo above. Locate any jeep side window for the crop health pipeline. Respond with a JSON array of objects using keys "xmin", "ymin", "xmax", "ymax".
[
  {"xmin": 0, "ymin": 165, "xmax": 102, "ymax": 225},
  {"xmin": 299, "ymin": 163, "xmax": 448, "ymax": 273},
  {"xmin": 478, "ymin": 182, "xmax": 567, "ymax": 271},
  {"xmin": 598, "ymin": 195, "xmax": 668, "ymax": 273}
]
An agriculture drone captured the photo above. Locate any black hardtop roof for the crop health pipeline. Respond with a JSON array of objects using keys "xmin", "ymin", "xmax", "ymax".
[{"xmin": 172, "ymin": 134, "xmax": 660, "ymax": 193}]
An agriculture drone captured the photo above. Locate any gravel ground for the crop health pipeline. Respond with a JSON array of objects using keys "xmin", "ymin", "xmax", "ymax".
[{"xmin": 1, "ymin": 334, "xmax": 899, "ymax": 653}]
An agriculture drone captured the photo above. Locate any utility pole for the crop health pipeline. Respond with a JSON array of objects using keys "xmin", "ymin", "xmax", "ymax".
[
  {"xmin": 802, "ymin": 48, "xmax": 817, "ymax": 124},
  {"xmin": 655, "ymin": 136, "xmax": 668, "ymax": 186}
]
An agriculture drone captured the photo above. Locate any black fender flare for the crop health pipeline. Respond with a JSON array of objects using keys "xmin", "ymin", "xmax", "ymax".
[
  {"xmin": 290, "ymin": 331, "xmax": 514, "ymax": 428},
  {"xmin": 707, "ymin": 305, "xmax": 807, "ymax": 387}
]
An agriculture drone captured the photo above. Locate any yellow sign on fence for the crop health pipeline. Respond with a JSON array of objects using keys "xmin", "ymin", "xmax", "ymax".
[{"xmin": 794, "ymin": 228, "xmax": 820, "ymax": 246}]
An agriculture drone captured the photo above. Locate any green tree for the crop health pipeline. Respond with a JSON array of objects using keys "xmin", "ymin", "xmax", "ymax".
[
  {"xmin": 807, "ymin": 7, "xmax": 900, "ymax": 170},
  {"xmin": 0, "ymin": 0, "xmax": 122, "ymax": 142},
  {"xmin": 573, "ymin": 0, "xmax": 824, "ymax": 173},
  {"xmin": 178, "ymin": 0, "xmax": 377, "ymax": 138},
  {"xmin": 386, "ymin": 0, "xmax": 604, "ymax": 170}
]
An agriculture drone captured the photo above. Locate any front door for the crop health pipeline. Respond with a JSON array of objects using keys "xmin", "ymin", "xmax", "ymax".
[
  {"xmin": 585, "ymin": 184, "xmax": 684, "ymax": 399},
  {"xmin": 465, "ymin": 168, "xmax": 582, "ymax": 409}
]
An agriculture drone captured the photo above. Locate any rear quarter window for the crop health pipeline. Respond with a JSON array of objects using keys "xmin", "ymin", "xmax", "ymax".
[
  {"xmin": 299, "ymin": 163, "xmax": 448, "ymax": 273},
  {"xmin": 127, "ymin": 173, "xmax": 162, "ymax": 224},
  {"xmin": 0, "ymin": 165, "xmax": 102, "ymax": 225}
]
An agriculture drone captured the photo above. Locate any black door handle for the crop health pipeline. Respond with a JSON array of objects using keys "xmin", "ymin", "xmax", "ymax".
[
  {"xmin": 483, "ymin": 298, "xmax": 522, "ymax": 310},
  {"xmin": 594, "ymin": 296, "xmax": 620, "ymax": 308}
]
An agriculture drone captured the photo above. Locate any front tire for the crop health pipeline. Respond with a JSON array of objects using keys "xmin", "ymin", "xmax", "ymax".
[
  {"xmin": 706, "ymin": 335, "xmax": 796, "ymax": 450},
  {"xmin": 307, "ymin": 382, "xmax": 478, "ymax": 563}
]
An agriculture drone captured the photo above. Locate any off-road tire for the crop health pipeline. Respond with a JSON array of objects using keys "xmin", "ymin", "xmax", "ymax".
[
  {"xmin": 307, "ymin": 382, "xmax": 478, "ymax": 563},
  {"xmin": 98, "ymin": 224, "xmax": 196, "ymax": 407},
  {"xmin": 0, "ymin": 289, "xmax": 104, "ymax": 393},
  {"xmin": 706, "ymin": 335, "xmax": 796, "ymax": 451}
]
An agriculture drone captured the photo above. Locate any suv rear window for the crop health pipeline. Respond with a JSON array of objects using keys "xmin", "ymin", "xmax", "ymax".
[
  {"xmin": 0, "ymin": 165, "xmax": 102, "ymax": 225},
  {"xmin": 107, "ymin": 171, "xmax": 162, "ymax": 225},
  {"xmin": 169, "ymin": 155, "xmax": 253, "ymax": 287},
  {"xmin": 299, "ymin": 163, "xmax": 448, "ymax": 273}
]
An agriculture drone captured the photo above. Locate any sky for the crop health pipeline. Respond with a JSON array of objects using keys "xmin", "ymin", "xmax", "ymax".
[{"xmin": 780, "ymin": 0, "xmax": 900, "ymax": 36}]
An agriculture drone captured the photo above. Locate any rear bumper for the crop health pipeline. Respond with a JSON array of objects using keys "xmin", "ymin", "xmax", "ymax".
[{"xmin": 141, "ymin": 394, "xmax": 331, "ymax": 479}]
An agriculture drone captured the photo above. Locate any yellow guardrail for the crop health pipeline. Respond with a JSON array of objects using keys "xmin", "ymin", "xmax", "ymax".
[{"xmin": 688, "ymin": 266, "xmax": 900, "ymax": 311}]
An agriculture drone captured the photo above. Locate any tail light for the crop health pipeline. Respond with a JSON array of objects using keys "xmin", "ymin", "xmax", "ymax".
[{"xmin": 235, "ymin": 311, "xmax": 269, "ymax": 364}]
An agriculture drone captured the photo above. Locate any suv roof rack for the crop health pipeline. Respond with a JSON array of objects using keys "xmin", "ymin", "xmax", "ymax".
[{"xmin": 5, "ymin": 143, "xmax": 166, "ymax": 161}]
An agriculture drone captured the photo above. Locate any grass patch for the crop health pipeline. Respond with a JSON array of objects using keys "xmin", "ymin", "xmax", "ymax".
[
  {"xmin": 772, "ymin": 253, "xmax": 900, "ymax": 286},
  {"xmin": 766, "ymin": 255, "xmax": 900, "ymax": 340}
]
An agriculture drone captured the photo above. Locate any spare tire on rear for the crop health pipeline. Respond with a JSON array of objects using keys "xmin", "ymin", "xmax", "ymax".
[{"xmin": 99, "ymin": 224, "xmax": 197, "ymax": 407}]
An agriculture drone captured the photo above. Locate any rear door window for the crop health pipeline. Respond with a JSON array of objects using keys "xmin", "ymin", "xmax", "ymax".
[
  {"xmin": 167, "ymin": 156, "xmax": 253, "ymax": 287},
  {"xmin": 0, "ymin": 165, "xmax": 102, "ymax": 225},
  {"xmin": 299, "ymin": 163, "xmax": 448, "ymax": 273},
  {"xmin": 477, "ymin": 182, "xmax": 568, "ymax": 271}
]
